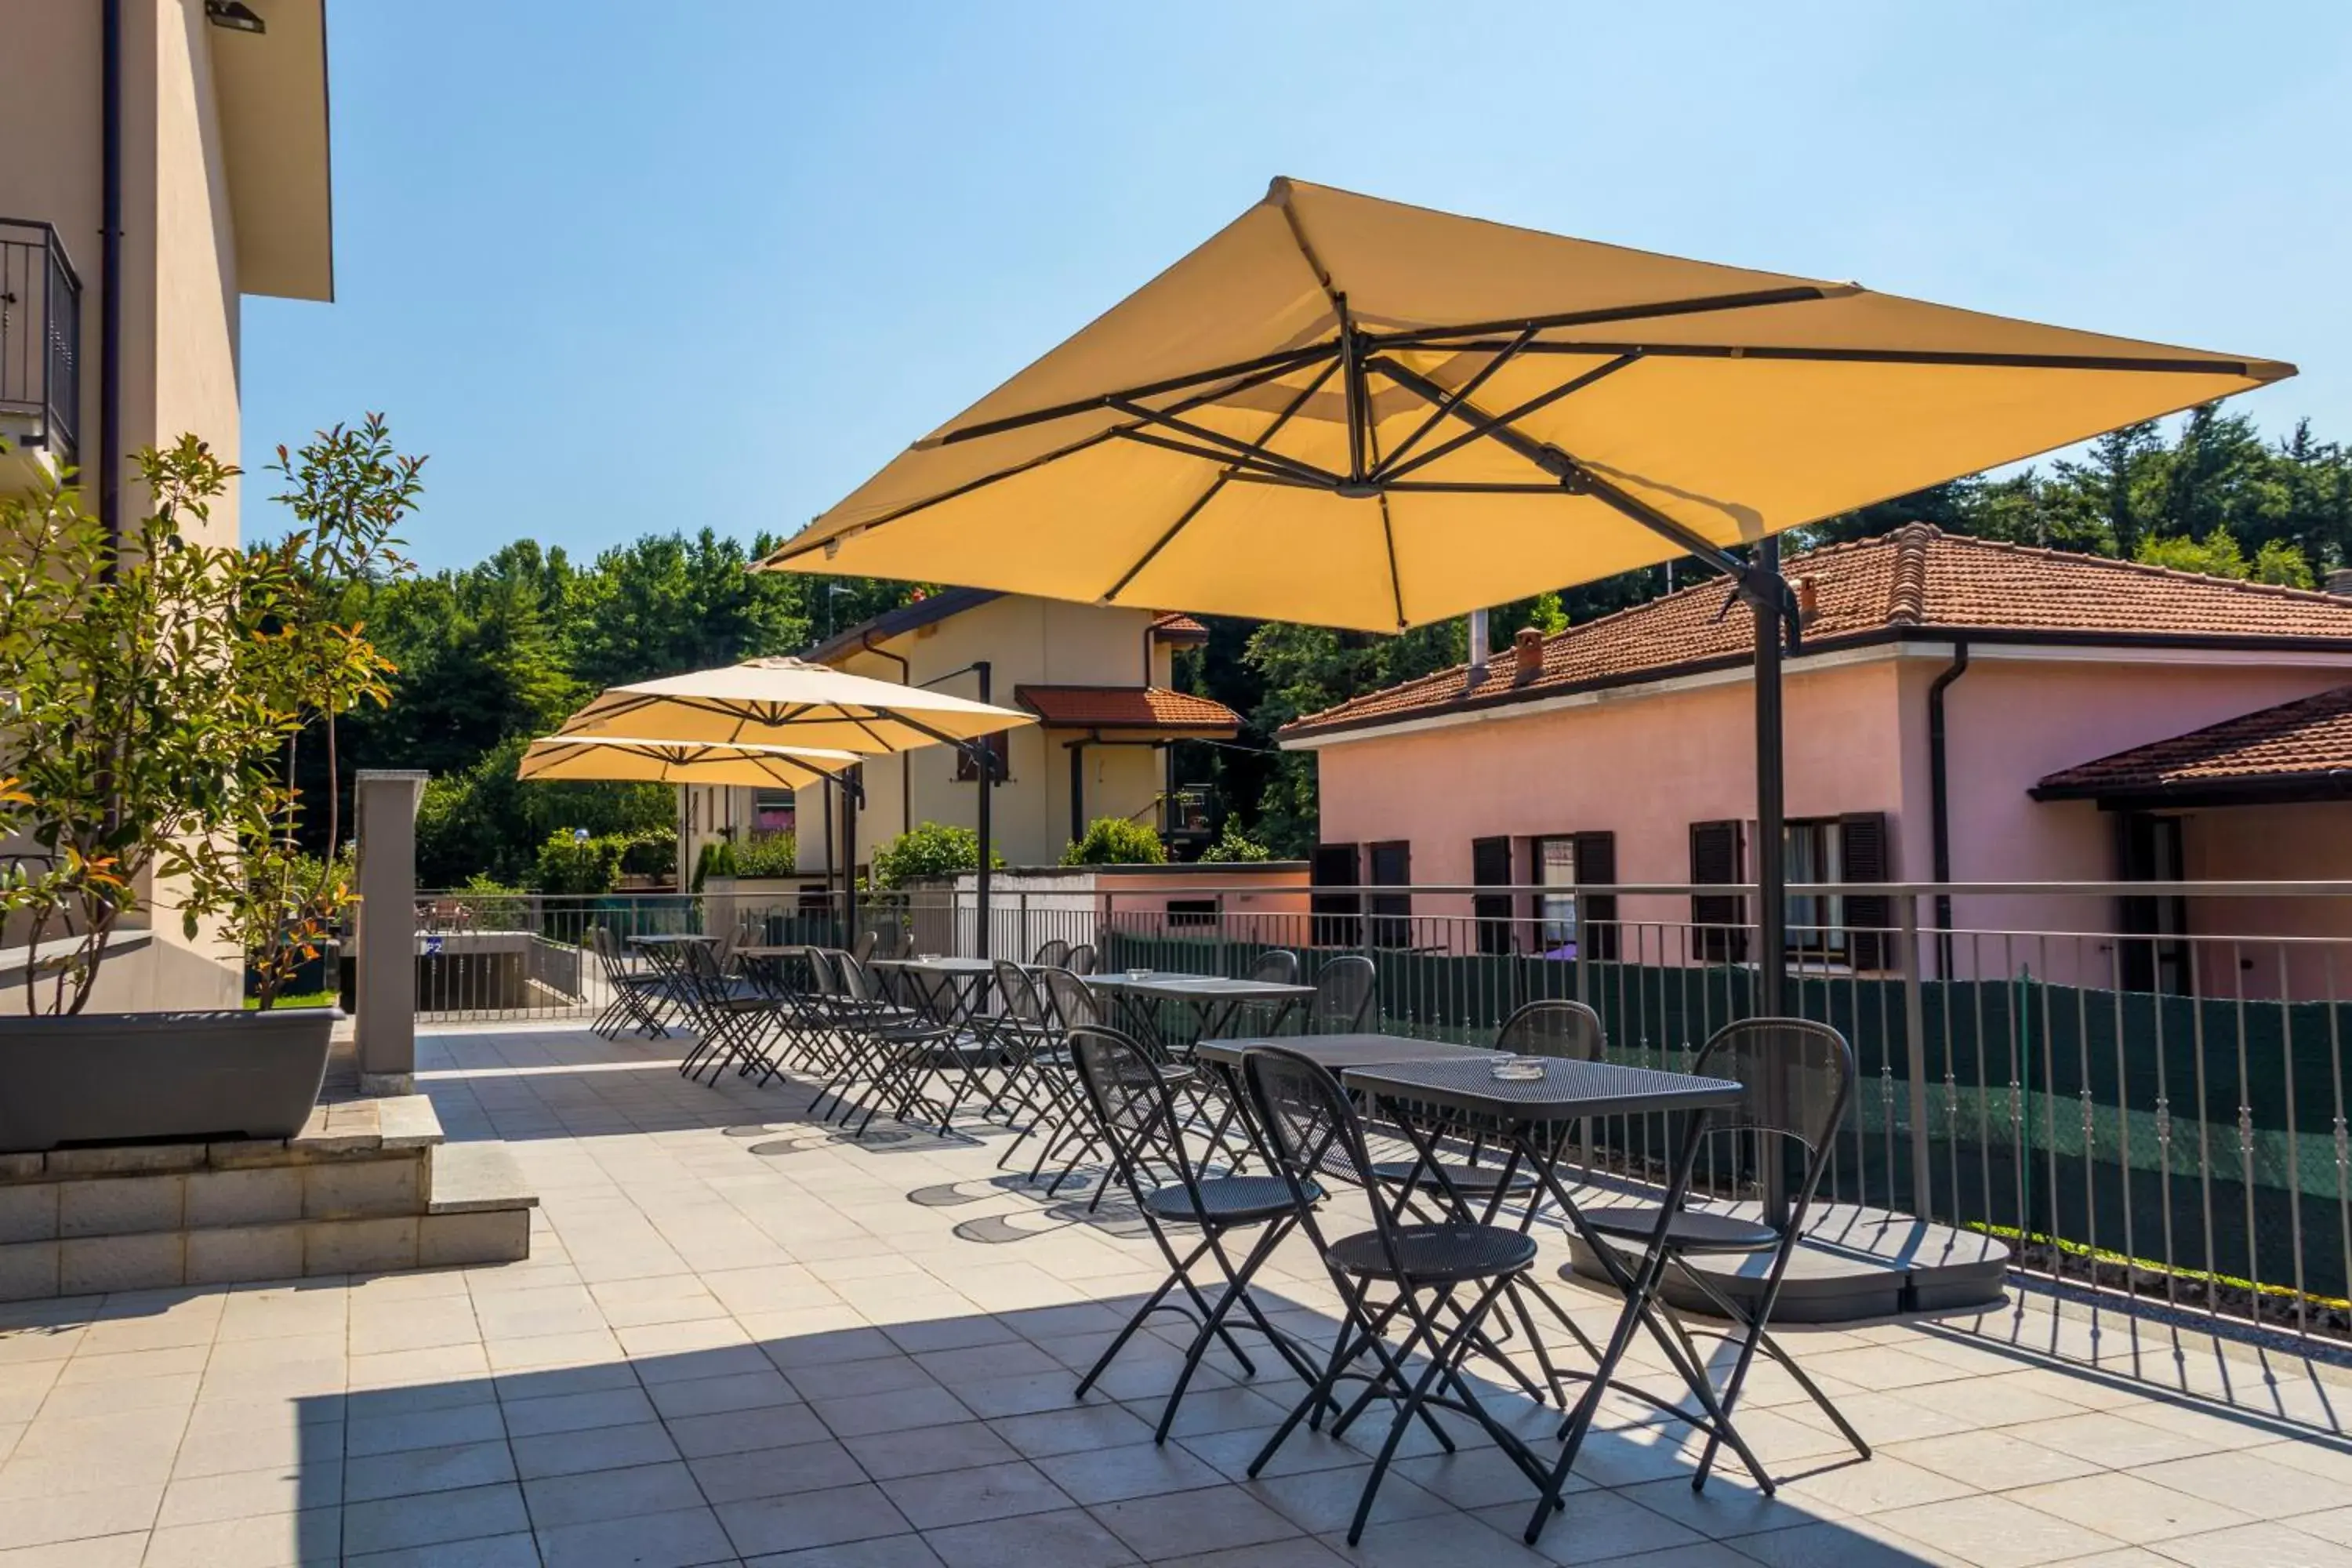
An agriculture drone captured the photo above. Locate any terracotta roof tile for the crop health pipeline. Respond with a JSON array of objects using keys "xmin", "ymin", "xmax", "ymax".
[
  {"xmin": 2034, "ymin": 686, "xmax": 2352, "ymax": 798},
  {"xmin": 1284, "ymin": 526, "xmax": 2352, "ymax": 739},
  {"xmin": 1151, "ymin": 612, "xmax": 1210, "ymax": 641},
  {"xmin": 1017, "ymin": 685, "xmax": 1242, "ymax": 731}
]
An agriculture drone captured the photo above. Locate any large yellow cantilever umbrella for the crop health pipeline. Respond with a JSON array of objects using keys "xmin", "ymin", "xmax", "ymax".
[
  {"xmin": 758, "ymin": 176, "xmax": 2291, "ymax": 1004},
  {"xmin": 551, "ymin": 656, "xmax": 1035, "ymax": 941},
  {"xmin": 518, "ymin": 735, "xmax": 862, "ymax": 789}
]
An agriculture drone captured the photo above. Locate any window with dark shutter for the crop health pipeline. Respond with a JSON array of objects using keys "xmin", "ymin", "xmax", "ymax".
[
  {"xmin": 1472, "ymin": 837, "xmax": 1512, "ymax": 955},
  {"xmin": 1572, "ymin": 831, "xmax": 1619, "ymax": 961},
  {"xmin": 1368, "ymin": 841, "xmax": 1412, "ymax": 949},
  {"xmin": 1690, "ymin": 820, "xmax": 1748, "ymax": 962},
  {"xmin": 953, "ymin": 732, "xmax": 1009, "ymax": 783},
  {"xmin": 1838, "ymin": 811, "xmax": 1891, "ymax": 970},
  {"xmin": 1310, "ymin": 843, "xmax": 1361, "ymax": 947}
]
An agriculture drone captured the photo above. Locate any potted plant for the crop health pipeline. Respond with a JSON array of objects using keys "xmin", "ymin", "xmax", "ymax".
[{"xmin": 0, "ymin": 419, "xmax": 420, "ymax": 1150}]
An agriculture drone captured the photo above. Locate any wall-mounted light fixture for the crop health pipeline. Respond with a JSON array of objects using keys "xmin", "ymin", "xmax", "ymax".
[{"xmin": 204, "ymin": 1, "xmax": 267, "ymax": 34}]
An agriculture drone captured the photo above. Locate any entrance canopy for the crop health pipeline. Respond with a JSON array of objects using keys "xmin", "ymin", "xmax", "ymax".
[{"xmin": 758, "ymin": 178, "xmax": 2286, "ymax": 631}]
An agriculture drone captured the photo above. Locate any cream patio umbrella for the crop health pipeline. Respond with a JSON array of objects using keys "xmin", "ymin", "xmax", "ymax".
[
  {"xmin": 551, "ymin": 657, "xmax": 1035, "ymax": 947},
  {"xmin": 758, "ymin": 176, "xmax": 2291, "ymax": 1011},
  {"xmin": 517, "ymin": 735, "xmax": 862, "ymax": 789}
]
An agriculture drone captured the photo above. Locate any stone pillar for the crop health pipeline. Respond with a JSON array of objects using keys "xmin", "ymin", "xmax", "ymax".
[{"xmin": 354, "ymin": 771, "xmax": 428, "ymax": 1094}]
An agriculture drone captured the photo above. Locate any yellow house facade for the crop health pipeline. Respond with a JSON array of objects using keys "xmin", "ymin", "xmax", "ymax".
[
  {"xmin": 1, "ymin": 0, "xmax": 334, "ymax": 1009},
  {"xmin": 681, "ymin": 592, "xmax": 1242, "ymax": 880}
]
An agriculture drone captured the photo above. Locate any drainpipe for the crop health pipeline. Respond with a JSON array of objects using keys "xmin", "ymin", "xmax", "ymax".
[
  {"xmin": 858, "ymin": 630, "xmax": 914, "ymax": 836},
  {"xmin": 1142, "ymin": 622, "xmax": 1156, "ymax": 687},
  {"xmin": 1927, "ymin": 640, "xmax": 1971, "ymax": 972},
  {"xmin": 1069, "ymin": 739, "xmax": 1087, "ymax": 844},
  {"xmin": 98, "ymin": 0, "xmax": 123, "ymax": 567}
]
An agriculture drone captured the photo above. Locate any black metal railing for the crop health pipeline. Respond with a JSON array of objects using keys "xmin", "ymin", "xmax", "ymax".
[{"xmin": 0, "ymin": 219, "xmax": 82, "ymax": 467}]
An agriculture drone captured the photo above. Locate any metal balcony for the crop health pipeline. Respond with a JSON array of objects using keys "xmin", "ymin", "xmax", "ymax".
[{"xmin": 0, "ymin": 218, "xmax": 82, "ymax": 476}]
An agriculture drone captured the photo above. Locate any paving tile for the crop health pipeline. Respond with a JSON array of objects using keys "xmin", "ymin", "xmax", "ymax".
[
  {"xmin": 0, "ymin": 1534, "xmax": 147, "ymax": 1567},
  {"xmin": 537, "ymin": 1504, "xmax": 739, "ymax": 1568},
  {"xmin": 690, "ymin": 1437, "xmax": 870, "ymax": 1503},
  {"xmin": 2145, "ymin": 1520, "xmax": 2352, "ymax": 1567},
  {"xmin": 1872, "ymin": 1493, "xmax": 2120, "ymax": 1567},
  {"xmin": 813, "ymin": 1385, "xmax": 974, "ymax": 1441},
  {"xmin": 989, "ymin": 1402, "xmax": 1156, "ymax": 1458},
  {"xmin": 511, "ymin": 1418, "xmax": 683, "ymax": 1478},
  {"xmin": 346, "ymin": 1399, "xmax": 508, "ymax": 1456},
  {"xmin": 716, "ymin": 1480, "xmax": 912, "ymax": 1555},
  {"xmin": 918, "ymin": 1505, "xmax": 1139, "ymax": 1568},
  {"xmin": 344, "ymin": 1530, "xmax": 544, "ymax": 1567},
  {"xmin": 142, "ymin": 1506, "xmax": 341, "ymax": 1567},
  {"xmin": 343, "ymin": 1436, "xmax": 515, "ymax": 1501},
  {"xmin": 524, "ymin": 1457, "xmax": 706, "ymax": 1527},
  {"xmin": 154, "ymin": 1460, "xmax": 334, "ymax": 1528},
  {"xmin": 501, "ymin": 1384, "xmax": 659, "ymax": 1436},
  {"xmin": 878, "ymin": 1457, "xmax": 1073, "ymax": 1528},
  {"xmin": 746, "ymin": 1534, "xmax": 946, "ymax": 1567},
  {"xmin": 647, "ymin": 1367, "xmax": 800, "ymax": 1419},
  {"xmin": 670, "ymin": 1399, "xmax": 830, "ymax": 1457},
  {"xmin": 2135, "ymin": 1446, "xmax": 2352, "ymax": 1516},
  {"xmin": 1091, "ymin": 1484, "xmax": 1301, "ymax": 1559},
  {"xmin": 0, "ymin": 1483, "xmax": 161, "ymax": 1551}
]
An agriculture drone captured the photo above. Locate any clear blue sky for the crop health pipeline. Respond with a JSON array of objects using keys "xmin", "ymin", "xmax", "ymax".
[{"xmin": 240, "ymin": 2, "xmax": 2352, "ymax": 570}]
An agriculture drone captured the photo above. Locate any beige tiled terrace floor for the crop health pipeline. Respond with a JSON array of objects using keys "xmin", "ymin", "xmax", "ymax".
[{"xmin": 4, "ymin": 1023, "xmax": 2352, "ymax": 1566}]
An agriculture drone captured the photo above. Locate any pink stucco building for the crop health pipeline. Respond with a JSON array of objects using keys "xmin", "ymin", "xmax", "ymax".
[{"xmin": 1279, "ymin": 526, "xmax": 2352, "ymax": 996}]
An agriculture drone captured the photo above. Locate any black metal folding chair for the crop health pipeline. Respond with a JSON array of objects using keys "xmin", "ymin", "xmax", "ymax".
[
  {"xmin": 1033, "ymin": 937, "xmax": 1072, "ymax": 969},
  {"xmin": 1068, "ymin": 1025, "xmax": 1329, "ymax": 1441},
  {"xmin": 1065, "ymin": 942, "xmax": 1098, "ymax": 975},
  {"xmin": 1576, "ymin": 1017, "xmax": 1867, "ymax": 1491},
  {"xmin": 588, "ymin": 926, "xmax": 675, "ymax": 1039},
  {"xmin": 1240, "ymin": 1045, "xmax": 1556, "ymax": 1545},
  {"xmin": 1307, "ymin": 954, "xmax": 1376, "ymax": 1033}
]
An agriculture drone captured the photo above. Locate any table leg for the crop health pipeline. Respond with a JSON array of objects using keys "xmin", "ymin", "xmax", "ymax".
[{"xmin": 1523, "ymin": 1105, "xmax": 1712, "ymax": 1544}]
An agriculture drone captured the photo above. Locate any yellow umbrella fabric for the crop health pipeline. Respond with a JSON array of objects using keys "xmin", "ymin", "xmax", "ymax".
[
  {"xmin": 517, "ymin": 736, "xmax": 861, "ymax": 789},
  {"xmin": 554, "ymin": 656, "xmax": 1034, "ymax": 753},
  {"xmin": 757, "ymin": 177, "xmax": 2290, "ymax": 631}
]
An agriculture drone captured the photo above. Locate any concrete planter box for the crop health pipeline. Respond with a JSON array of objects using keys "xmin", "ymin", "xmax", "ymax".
[{"xmin": 0, "ymin": 1008, "xmax": 337, "ymax": 1152}]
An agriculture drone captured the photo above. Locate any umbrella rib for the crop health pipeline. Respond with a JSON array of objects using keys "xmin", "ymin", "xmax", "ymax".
[
  {"xmin": 1107, "ymin": 399, "xmax": 1341, "ymax": 487},
  {"xmin": 1374, "ymin": 325, "xmax": 1537, "ymax": 477},
  {"xmin": 1364, "ymin": 285, "xmax": 1845, "ymax": 352},
  {"xmin": 1377, "ymin": 353, "xmax": 1641, "ymax": 485},
  {"xmin": 1102, "ymin": 358, "xmax": 1341, "ymax": 605},
  {"xmin": 932, "ymin": 344, "xmax": 1340, "ymax": 447},
  {"xmin": 1489, "ymin": 339, "xmax": 2268, "ymax": 376},
  {"xmin": 1110, "ymin": 427, "xmax": 1330, "ymax": 487}
]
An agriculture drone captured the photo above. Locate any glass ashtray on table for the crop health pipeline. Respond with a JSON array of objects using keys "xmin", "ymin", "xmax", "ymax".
[{"xmin": 1487, "ymin": 1053, "xmax": 1544, "ymax": 1082}]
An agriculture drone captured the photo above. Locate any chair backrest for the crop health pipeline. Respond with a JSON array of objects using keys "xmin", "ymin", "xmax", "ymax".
[
  {"xmin": 993, "ymin": 959, "xmax": 1049, "ymax": 1028},
  {"xmin": 871, "ymin": 917, "xmax": 902, "ymax": 960},
  {"xmin": 1497, "ymin": 998, "xmax": 1604, "ymax": 1062},
  {"xmin": 1033, "ymin": 938, "xmax": 1072, "ymax": 969},
  {"xmin": 805, "ymin": 948, "xmax": 842, "ymax": 996},
  {"xmin": 1239, "ymin": 1045, "xmax": 1396, "ymax": 1261},
  {"xmin": 1068, "ymin": 1025, "xmax": 1203, "ymax": 1210},
  {"xmin": 1065, "ymin": 942, "xmax": 1098, "ymax": 976},
  {"xmin": 1038, "ymin": 966, "xmax": 1101, "ymax": 1031},
  {"xmin": 1247, "ymin": 949, "xmax": 1301, "ymax": 986},
  {"xmin": 1690, "ymin": 1017, "xmax": 1855, "ymax": 1225},
  {"xmin": 850, "ymin": 929, "xmax": 879, "ymax": 965},
  {"xmin": 1309, "ymin": 955, "xmax": 1377, "ymax": 1032}
]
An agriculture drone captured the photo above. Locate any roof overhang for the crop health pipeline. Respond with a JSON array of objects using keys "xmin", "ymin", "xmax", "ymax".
[
  {"xmin": 2031, "ymin": 771, "xmax": 2352, "ymax": 810},
  {"xmin": 208, "ymin": 0, "xmax": 334, "ymax": 301}
]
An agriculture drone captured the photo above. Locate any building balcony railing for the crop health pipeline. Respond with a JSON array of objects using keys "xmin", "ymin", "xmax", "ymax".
[{"xmin": 0, "ymin": 218, "xmax": 82, "ymax": 473}]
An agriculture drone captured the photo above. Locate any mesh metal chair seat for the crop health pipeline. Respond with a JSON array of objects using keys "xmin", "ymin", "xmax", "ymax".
[
  {"xmin": 1033, "ymin": 938, "xmax": 1072, "ymax": 969},
  {"xmin": 1307, "ymin": 955, "xmax": 1376, "ymax": 1033},
  {"xmin": 1139, "ymin": 1174, "xmax": 1303, "ymax": 1225},
  {"xmin": 1065, "ymin": 942, "xmax": 1098, "ymax": 975},
  {"xmin": 1325, "ymin": 1222, "xmax": 1537, "ymax": 1284}
]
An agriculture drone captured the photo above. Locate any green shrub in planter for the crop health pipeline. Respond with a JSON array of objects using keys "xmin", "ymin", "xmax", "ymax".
[{"xmin": 1062, "ymin": 816, "xmax": 1168, "ymax": 866}]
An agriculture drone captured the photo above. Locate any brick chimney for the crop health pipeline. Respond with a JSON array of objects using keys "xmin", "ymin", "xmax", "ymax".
[
  {"xmin": 2328, "ymin": 568, "xmax": 2352, "ymax": 598},
  {"xmin": 1512, "ymin": 627, "xmax": 1544, "ymax": 683}
]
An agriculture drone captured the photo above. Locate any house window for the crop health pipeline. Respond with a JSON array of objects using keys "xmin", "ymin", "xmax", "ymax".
[
  {"xmin": 1533, "ymin": 837, "xmax": 1579, "ymax": 954},
  {"xmin": 1530, "ymin": 832, "xmax": 1620, "ymax": 961},
  {"xmin": 753, "ymin": 789, "xmax": 796, "ymax": 836},
  {"xmin": 1784, "ymin": 818, "xmax": 1846, "ymax": 957},
  {"xmin": 1690, "ymin": 820, "xmax": 1749, "ymax": 963},
  {"xmin": 1310, "ymin": 843, "xmax": 1360, "ymax": 947}
]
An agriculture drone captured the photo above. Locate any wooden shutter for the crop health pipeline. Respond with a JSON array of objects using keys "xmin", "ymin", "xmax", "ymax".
[
  {"xmin": 1690, "ymin": 820, "xmax": 1748, "ymax": 963},
  {"xmin": 1310, "ymin": 843, "xmax": 1361, "ymax": 947},
  {"xmin": 1838, "ymin": 811, "xmax": 1891, "ymax": 970},
  {"xmin": 1368, "ymin": 841, "xmax": 1411, "ymax": 949},
  {"xmin": 1571, "ymin": 831, "xmax": 1619, "ymax": 961},
  {"xmin": 953, "ymin": 731, "xmax": 1008, "ymax": 782},
  {"xmin": 1472, "ymin": 837, "xmax": 1512, "ymax": 955}
]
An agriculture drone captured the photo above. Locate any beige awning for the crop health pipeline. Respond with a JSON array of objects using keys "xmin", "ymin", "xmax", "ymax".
[
  {"xmin": 517, "ymin": 736, "xmax": 862, "ymax": 789},
  {"xmin": 554, "ymin": 656, "xmax": 1035, "ymax": 753},
  {"xmin": 757, "ymin": 178, "xmax": 2289, "ymax": 631}
]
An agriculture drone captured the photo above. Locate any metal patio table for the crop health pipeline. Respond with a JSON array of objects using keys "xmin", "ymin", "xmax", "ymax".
[
  {"xmin": 1087, "ymin": 974, "xmax": 1316, "ymax": 1056},
  {"xmin": 1339, "ymin": 1055, "xmax": 1748, "ymax": 1544},
  {"xmin": 869, "ymin": 955, "xmax": 1001, "ymax": 1029}
]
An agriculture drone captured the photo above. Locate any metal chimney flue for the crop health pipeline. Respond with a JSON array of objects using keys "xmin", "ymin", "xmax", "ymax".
[{"xmin": 1465, "ymin": 608, "xmax": 1490, "ymax": 691}]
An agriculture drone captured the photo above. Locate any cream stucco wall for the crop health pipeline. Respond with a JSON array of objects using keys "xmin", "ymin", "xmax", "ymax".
[
  {"xmin": 782, "ymin": 596, "xmax": 1183, "ymax": 876},
  {"xmin": 0, "ymin": 2, "xmax": 267, "ymax": 1009}
]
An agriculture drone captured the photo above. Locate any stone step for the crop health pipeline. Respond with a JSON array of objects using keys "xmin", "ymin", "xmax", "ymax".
[{"xmin": 428, "ymin": 1141, "xmax": 538, "ymax": 1215}]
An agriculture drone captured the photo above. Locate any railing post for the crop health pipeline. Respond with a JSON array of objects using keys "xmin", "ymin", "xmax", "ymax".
[
  {"xmin": 1900, "ymin": 891, "xmax": 1935, "ymax": 1218},
  {"xmin": 353, "ymin": 770, "xmax": 427, "ymax": 1094}
]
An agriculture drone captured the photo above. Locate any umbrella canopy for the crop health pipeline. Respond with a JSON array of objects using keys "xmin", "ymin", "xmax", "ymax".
[
  {"xmin": 554, "ymin": 656, "xmax": 1034, "ymax": 753},
  {"xmin": 757, "ymin": 178, "xmax": 2288, "ymax": 630},
  {"xmin": 517, "ymin": 735, "xmax": 861, "ymax": 789}
]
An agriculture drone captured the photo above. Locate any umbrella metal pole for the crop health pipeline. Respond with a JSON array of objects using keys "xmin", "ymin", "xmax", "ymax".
[
  {"xmin": 844, "ymin": 764, "xmax": 859, "ymax": 942},
  {"xmin": 1752, "ymin": 535, "xmax": 1791, "ymax": 1230},
  {"xmin": 975, "ymin": 661, "xmax": 993, "ymax": 960}
]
